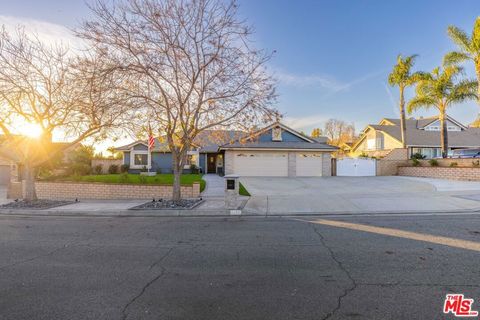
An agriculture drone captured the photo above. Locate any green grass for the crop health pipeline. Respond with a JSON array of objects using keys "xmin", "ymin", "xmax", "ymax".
[
  {"xmin": 50, "ymin": 174, "xmax": 206, "ymax": 192},
  {"xmin": 239, "ymin": 182, "xmax": 251, "ymax": 196}
]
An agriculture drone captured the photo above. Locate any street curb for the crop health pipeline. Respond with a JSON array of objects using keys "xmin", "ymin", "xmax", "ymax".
[{"xmin": 1, "ymin": 206, "xmax": 480, "ymax": 218}]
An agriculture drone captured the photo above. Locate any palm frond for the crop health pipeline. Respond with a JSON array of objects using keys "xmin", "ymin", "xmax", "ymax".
[
  {"xmin": 443, "ymin": 51, "xmax": 470, "ymax": 66},
  {"xmin": 472, "ymin": 17, "xmax": 480, "ymax": 52},
  {"xmin": 447, "ymin": 79, "xmax": 478, "ymax": 105},
  {"xmin": 447, "ymin": 25, "xmax": 472, "ymax": 54},
  {"xmin": 407, "ymin": 96, "xmax": 436, "ymax": 114}
]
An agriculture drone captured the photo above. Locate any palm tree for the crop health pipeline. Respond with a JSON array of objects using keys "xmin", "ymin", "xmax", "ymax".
[
  {"xmin": 444, "ymin": 17, "xmax": 480, "ymax": 126},
  {"xmin": 388, "ymin": 55, "xmax": 425, "ymax": 148},
  {"xmin": 407, "ymin": 65, "xmax": 477, "ymax": 158}
]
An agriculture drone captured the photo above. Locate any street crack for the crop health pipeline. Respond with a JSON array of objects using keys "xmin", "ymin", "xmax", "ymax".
[
  {"xmin": 312, "ymin": 225, "xmax": 357, "ymax": 320},
  {"xmin": 121, "ymin": 247, "xmax": 174, "ymax": 320}
]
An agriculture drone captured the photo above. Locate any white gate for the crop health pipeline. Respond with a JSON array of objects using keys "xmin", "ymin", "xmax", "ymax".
[{"xmin": 336, "ymin": 158, "xmax": 376, "ymax": 176}]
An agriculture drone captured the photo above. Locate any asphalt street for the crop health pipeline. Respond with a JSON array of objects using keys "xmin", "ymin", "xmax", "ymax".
[{"xmin": 0, "ymin": 213, "xmax": 479, "ymax": 320}]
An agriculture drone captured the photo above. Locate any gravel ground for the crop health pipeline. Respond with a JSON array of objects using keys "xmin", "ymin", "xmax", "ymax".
[
  {"xmin": 130, "ymin": 198, "xmax": 203, "ymax": 210},
  {"xmin": 0, "ymin": 199, "xmax": 74, "ymax": 210}
]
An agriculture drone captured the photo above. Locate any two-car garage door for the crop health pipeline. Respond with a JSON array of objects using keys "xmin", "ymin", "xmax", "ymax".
[
  {"xmin": 231, "ymin": 151, "xmax": 323, "ymax": 177},
  {"xmin": 233, "ymin": 152, "xmax": 288, "ymax": 176}
]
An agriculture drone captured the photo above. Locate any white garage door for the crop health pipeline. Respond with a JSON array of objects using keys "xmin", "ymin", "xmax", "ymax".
[
  {"xmin": 233, "ymin": 152, "xmax": 288, "ymax": 176},
  {"xmin": 296, "ymin": 153, "xmax": 323, "ymax": 176},
  {"xmin": 0, "ymin": 165, "xmax": 10, "ymax": 185}
]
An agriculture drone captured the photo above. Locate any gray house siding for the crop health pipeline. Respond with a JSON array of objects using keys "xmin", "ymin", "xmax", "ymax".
[{"xmin": 124, "ymin": 152, "xmax": 131, "ymax": 165}]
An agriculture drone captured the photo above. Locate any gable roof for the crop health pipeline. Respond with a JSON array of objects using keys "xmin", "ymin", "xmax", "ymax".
[
  {"xmin": 220, "ymin": 121, "xmax": 337, "ymax": 151},
  {"xmin": 115, "ymin": 130, "xmax": 245, "ymax": 153},
  {"xmin": 353, "ymin": 116, "xmax": 480, "ymax": 150}
]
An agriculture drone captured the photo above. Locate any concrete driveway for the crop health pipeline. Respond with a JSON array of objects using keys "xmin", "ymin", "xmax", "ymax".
[{"xmin": 240, "ymin": 176, "xmax": 480, "ymax": 215}]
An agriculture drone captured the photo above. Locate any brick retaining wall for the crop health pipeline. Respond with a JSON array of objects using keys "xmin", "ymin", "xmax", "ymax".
[
  {"xmin": 398, "ymin": 166, "xmax": 480, "ymax": 181},
  {"xmin": 9, "ymin": 181, "xmax": 201, "ymax": 200}
]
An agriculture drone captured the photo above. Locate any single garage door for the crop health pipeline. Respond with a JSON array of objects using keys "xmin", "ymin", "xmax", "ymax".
[
  {"xmin": 233, "ymin": 152, "xmax": 288, "ymax": 176},
  {"xmin": 0, "ymin": 165, "xmax": 10, "ymax": 185},
  {"xmin": 296, "ymin": 153, "xmax": 323, "ymax": 176}
]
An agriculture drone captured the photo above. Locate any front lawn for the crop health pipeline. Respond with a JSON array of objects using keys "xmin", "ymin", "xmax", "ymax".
[
  {"xmin": 239, "ymin": 182, "xmax": 251, "ymax": 196},
  {"xmin": 48, "ymin": 174, "xmax": 206, "ymax": 192}
]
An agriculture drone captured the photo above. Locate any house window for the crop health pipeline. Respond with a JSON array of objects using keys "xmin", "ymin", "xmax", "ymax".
[
  {"xmin": 186, "ymin": 154, "xmax": 197, "ymax": 166},
  {"xmin": 130, "ymin": 151, "xmax": 150, "ymax": 169},
  {"xmin": 217, "ymin": 154, "xmax": 223, "ymax": 167},
  {"xmin": 134, "ymin": 154, "xmax": 148, "ymax": 166},
  {"xmin": 184, "ymin": 150, "xmax": 199, "ymax": 169},
  {"xmin": 367, "ymin": 139, "xmax": 376, "ymax": 150}
]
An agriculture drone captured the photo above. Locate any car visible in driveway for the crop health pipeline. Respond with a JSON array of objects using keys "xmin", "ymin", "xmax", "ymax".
[{"xmin": 451, "ymin": 148, "xmax": 480, "ymax": 158}]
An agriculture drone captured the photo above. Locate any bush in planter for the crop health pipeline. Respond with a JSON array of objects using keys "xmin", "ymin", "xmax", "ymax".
[
  {"xmin": 411, "ymin": 158, "xmax": 421, "ymax": 167},
  {"xmin": 190, "ymin": 164, "xmax": 199, "ymax": 174},
  {"xmin": 428, "ymin": 159, "xmax": 439, "ymax": 167},
  {"xmin": 94, "ymin": 164, "xmax": 103, "ymax": 174},
  {"xmin": 449, "ymin": 162, "xmax": 458, "ymax": 167},
  {"xmin": 138, "ymin": 174, "xmax": 147, "ymax": 184},
  {"xmin": 119, "ymin": 172, "xmax": 130, "ymax": 183},
  {"xmin": 108, "ymin": 164, "xmax": 119, "ymax": 174},
  {"xmin": 120, "ymin": 164, "xmax": 130, "ymax": 173},
  {"xmin": 473, "ymin": 160, "xmax": 480, "ymax": 167},
  {"xmin": 411, "ymin": 153, "xmax": 426, "ymax": 160},
  {"xmin": 69, "ymin": 163, "xmax": 92, "ymax": 176}
]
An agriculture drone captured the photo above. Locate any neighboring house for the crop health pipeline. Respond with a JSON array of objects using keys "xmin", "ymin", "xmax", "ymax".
[
  {"xmin": 350, "ymin": 116, "xmax": 480, "ymax": 159},
  {"xmin": 116, "ymin": 122, "xmax": 337, "ymax": 176}
]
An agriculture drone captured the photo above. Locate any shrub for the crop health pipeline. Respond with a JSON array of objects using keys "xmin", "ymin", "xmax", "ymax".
[
  {"xmin": 108, "ymin": 164, "xmax": 119, "ymax": 174},
  {"xmin": 93, "ymin": 164, "xmax": 103, "ymax": 174},
  {"xmin": 120, "ymin": 164, "xmax": 130, "ymax": 173},
  {"xmin": 411, "ymin": 158, "xmax": 420, "ymax": 167},
  {"xmin": 156, "ymin": 168, "xmax": 162, "ymax": 174},
  {"xmin": 190, "ymin": 164, "xmax": 199, "ymax": 174},
  {"xmin": 119, "ymin": 172, "xmax": 130, "ymax": 183},
  {"xmin": 140, "ymin": 165, "xmax": 148, "ymax": 172},
  {"xmin": 411, "ymin": 152, "xmax": 426, "ymax": 160},
  {"xmin": 69, "ymin": 163, "xmax": 91, "ymax": 176},
  {"xmin": 359, "ymin": 152, "xmax": 369, "ymax": 158},
  {"xmin": 428, "ymin": 159, "xmax": 439, "ymax": 167},
  {"xmin": 138, "ymin": 174, "xmax": 147, "ymax": 184},
  {"xmin": 449, "ymin": 162, "xmax": 458, "ymax": 167},
  {"xmin": 473, "ymin": 160, "xmax": 480, "ymax": 167}
]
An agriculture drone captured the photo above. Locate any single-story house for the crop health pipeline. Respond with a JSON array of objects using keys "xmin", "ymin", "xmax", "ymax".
[
  {"xmin": 350, "ymin": 116, "xmax": 480, "ymax": 159},
  {"xmin": 116, "ymin": 122, "xmax": 337, "ymax": 176}
]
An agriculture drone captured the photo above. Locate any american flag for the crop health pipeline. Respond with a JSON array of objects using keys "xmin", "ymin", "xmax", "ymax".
[
  {"xmin": 148, "ymin": 135, "xmax": 155, "ymax": 150},
  {"xmin": 148, "ymin": 124, "xmax": 155, "ymax": 150}
]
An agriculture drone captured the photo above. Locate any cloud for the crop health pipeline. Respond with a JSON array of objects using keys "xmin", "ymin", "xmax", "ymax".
[
  {"xmin": 274, "ymin": 69, "xmax": 346, "ymax": 92},
  {"xmin": 283, "ymin": 114, "xmax": 331, "ymax": 131},
  {"xmin": 0, "ymin": 15, "xmax": 84, "ymax": 49},
  {"xmin": 383, "ymin": 83, "xmax": 399, "ymax": 115}
]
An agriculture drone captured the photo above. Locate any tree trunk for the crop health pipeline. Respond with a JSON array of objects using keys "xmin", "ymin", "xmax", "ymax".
[
  {"xmin": 172, "ymin": 154, "xmax": 182, "ymax": 202},
  {"xmin": 474, "ymin": 66, "xmax": 480, "ymax": 127},
  {"xmin": 23, "ymin": 163, "xmax": 37, "ymax": 201},
  {"xmin": 399, "ymin": 86, "xmax": 407, "ymax": 148},
  {"xmin": 440, "ymin": 112, "xmax": 448, "ymax": 158}
]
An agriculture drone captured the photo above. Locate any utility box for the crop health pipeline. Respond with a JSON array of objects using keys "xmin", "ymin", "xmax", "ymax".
[{"xmin": 224, "ymin": 174, "xmax": 239, "ymax": 209}]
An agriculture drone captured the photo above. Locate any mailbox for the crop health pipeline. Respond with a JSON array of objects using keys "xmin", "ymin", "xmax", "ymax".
[
  {"xmin": 226, "ymin": 179, "xmax": 235, "ymax": 190},
  {"xmin": 224, "ymin": 174, "xmax": 240, "ymax": 210}
]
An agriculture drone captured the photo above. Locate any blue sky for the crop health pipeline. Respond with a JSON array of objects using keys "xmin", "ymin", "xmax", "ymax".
[{"xmin": 1, "ymin": 0, "xmax": 480, "ymax": 135}]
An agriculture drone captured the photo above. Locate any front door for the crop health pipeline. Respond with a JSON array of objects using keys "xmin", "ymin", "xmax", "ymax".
[{"xmin": 207, "ymin": 154, "xmax": 217, "ymax": 173}]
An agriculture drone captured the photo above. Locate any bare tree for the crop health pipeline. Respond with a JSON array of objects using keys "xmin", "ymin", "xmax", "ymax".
[
  {"xmin": 323, "ymin": 119, "xmax": 355, "ymax": 146},
  {"xmin": 79, "ymin": 0, "xmax": 277, "ymax": 201},
  {"xmin": 0, "ymin": 28, "xmax": 128, "ymax": 200}
]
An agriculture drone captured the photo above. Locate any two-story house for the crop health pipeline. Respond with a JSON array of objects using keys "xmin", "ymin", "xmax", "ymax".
[{"xmin": 350, "ymin": 116, "xmax": 480, "ymax": 158}]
